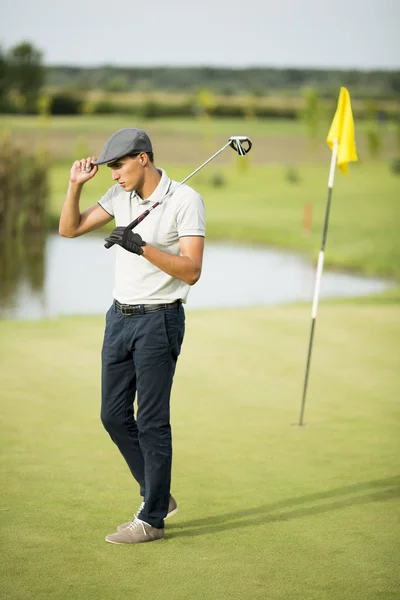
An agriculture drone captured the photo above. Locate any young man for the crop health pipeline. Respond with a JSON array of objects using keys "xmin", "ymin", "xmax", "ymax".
[{"xmin": 59, "ymin": 128, "xmax": 205, "ymax": 544}]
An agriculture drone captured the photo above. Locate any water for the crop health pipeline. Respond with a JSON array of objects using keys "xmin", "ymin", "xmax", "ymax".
[{"xmin": 0, "ymin": 233, "xmax": 393, "ymax": 320}]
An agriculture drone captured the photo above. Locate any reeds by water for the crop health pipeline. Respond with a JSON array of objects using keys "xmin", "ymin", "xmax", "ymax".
[
  {"xmin": 0, "ymin": 133, "xmax": 49, "ymax": 240},
  {"xmin": 0, "ymin": 134, "xmax": 49, "ymax": 308}
]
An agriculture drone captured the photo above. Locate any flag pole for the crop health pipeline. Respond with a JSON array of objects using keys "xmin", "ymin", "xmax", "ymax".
[{"xmin": 297, "ymin": 138, "xmax": 338, "ymax": 426}]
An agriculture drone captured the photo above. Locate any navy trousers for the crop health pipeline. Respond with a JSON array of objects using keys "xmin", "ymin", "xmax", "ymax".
[{"xmin": 100, "ymin": 302, "xmax": 185, "ymax": 529}]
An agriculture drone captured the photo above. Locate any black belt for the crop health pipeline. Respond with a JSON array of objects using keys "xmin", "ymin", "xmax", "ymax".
[{"xmin": 114, "ymin": 299, "xmax": 181, "ymax": 316}]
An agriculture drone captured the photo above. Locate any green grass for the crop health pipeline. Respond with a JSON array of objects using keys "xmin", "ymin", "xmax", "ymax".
[
  {"xmin": 1, "ymin": 303, "xmax": 399, "ymax": 599},
  {"xmin": 2, "ymin": 114, "xmax": 310, "ymax": 135},
  {"xmin": 1, "ymin": 114, "xmax": 397, "ymax": 137},
  {"xmin": 1, "ymin": 114, "xmax": 398, "ymax": 164},
  {"xmin": 2, "ymin": 114, "xmax": 399, "ymax": 599}
]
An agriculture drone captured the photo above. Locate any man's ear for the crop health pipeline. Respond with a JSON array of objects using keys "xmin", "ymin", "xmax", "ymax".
[{"xmin": 138, "ymin": 152, "xmax": 148, "ymax": 166}]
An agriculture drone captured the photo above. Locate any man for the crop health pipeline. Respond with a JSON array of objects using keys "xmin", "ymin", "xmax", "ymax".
[{"xmin": 59, "ymin": 128, "xmax": 205, "ymax": 544}]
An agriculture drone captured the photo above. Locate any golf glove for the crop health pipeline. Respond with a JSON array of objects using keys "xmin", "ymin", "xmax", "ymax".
[{"xmin": 104, "ymin": 227, "xmax": 146, "ymax": 255}]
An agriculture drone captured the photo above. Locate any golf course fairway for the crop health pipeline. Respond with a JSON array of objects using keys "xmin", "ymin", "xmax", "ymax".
[{"xmin": 1, "ymin": 300, "xmax": 399, "ymax": 599}]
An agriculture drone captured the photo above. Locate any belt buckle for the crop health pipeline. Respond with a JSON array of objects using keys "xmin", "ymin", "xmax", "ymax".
[{"xmin": 115, "ymin": 301, "xmax": 138, "ymax": 315}]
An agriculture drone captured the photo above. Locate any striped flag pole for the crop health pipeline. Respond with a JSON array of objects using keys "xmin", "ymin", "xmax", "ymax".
[{"xmin": 297, "ymin": 138, "xmax": 338, "ymax": 426}]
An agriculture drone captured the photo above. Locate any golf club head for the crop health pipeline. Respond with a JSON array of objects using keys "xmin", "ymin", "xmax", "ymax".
[{"xmin": 229, "ymin": 136, "xmax": 252, "ymax": 156}]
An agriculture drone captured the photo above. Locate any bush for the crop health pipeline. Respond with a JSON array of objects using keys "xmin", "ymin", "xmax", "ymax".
[
  {"xmin": 209, "ymin": 103, "xmax": 297, "ymax": 119},
  {"xmin": 390, "ymin": 156, "xmax": 400, "ymax": 176},
  {"xmin": 365, "ymin": 127, "xmax": 382, "ymax": 159},
  {"xmin": 91, "ymin": 98, "xmax": 194, "ymax": 118},
  {"xmin": 50, "ymin": 93, "xmax": 83, "ymax": 115},
  {"xmin": 138, "ymin": 99, "xmax": 193, "ymax": 119},
  {"xmin": 209, "ymin": 172, "xmax": 226, "ymax": 188},
  {"xmin": 92, "ymin": 98, "xmax": 124, "ymax": 115},
  {"xmin": 85, "ymin": 97, "xmax": 299, "ymax": 120},
  {"xmin": 284, "ymin": 166, "xmax": 301, "ymax": 184}
]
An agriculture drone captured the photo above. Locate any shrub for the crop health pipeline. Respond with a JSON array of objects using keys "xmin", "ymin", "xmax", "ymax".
[
  {"xmin": 50, "ymin": 93, "xmax": 83, "ymax": 115},
  {"xmin": 390, "ymin": 156, "xmax": 400, "ymax": 176},
  {"xmin": 209, "ymin": 172, "xmax": 226, "ymax": 188},
  {"xmin": 284, "ymin": 166, "xmax": 301, "ymax": 184}
]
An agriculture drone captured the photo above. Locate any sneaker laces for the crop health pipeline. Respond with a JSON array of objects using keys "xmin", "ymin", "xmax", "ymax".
[
  {"xmin": 134, "ymin": 501, "xmax": 145, "ymax": 519},
  {"xmin": 127, "ymin": 518, "xmax": 148, "ymax": 536}
]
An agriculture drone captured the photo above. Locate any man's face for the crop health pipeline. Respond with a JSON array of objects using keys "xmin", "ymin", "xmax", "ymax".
[{"xmin": 107, "ymin": 154, "xmax": 144, "ymax": 192}]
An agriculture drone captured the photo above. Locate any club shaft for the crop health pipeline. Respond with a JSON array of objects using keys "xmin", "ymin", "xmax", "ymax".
[
  {"xmin": 105, "ymin": 140, "xmax": 232, "ymax": 249},
  {"xmin": 180, "ymin": 141, "xmax": 231, "ymax": 184}
]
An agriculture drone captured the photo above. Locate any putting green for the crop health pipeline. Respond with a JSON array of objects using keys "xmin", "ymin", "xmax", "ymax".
[{"xmin": 1, "ymin": 301, "xmax": 399, "ymax": 599}]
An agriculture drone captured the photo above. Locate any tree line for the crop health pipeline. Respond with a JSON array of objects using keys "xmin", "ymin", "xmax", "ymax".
[
  {"xmin": 48, "ymin": 65, "xmax": 400, "ymax": 99},
  {"xmin": 1, "ymin": 41, "xmax": 399, "ymax": 117}
]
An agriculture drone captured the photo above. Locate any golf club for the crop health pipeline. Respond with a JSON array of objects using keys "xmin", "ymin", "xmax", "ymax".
[{"xmin": 104, "ymin": 135, "xmax": 252, "ymax": 249}]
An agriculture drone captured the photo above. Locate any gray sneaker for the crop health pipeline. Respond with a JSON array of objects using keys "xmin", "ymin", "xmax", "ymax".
[
  {"xmin": 106, "ymin": 518, "xmax": 164, "ymax": 545},
  {"xmin": 117, "ymin": 495, "xmax": 178, "ymax": 531}
]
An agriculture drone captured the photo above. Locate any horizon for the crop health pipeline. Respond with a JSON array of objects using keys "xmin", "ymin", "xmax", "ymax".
[{"xmin": 42, "ymin": 62, "xmax": 399, "ymax": 73}]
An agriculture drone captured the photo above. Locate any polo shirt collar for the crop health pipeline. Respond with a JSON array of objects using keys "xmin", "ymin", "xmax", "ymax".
[{"xmin": 134, "ymin": 168, "xmax": 171, "ymax": 205}]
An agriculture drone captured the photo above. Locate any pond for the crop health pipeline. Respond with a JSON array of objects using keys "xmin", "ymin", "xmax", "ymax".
[{"xmin": 0, "ymin": 233, "xmax": 393, "ymax": 320}]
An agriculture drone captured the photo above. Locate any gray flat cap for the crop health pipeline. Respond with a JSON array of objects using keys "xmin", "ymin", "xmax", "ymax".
[{"xmin": 94, "ymin": 128, "xmax": 152, "ymax": 165}]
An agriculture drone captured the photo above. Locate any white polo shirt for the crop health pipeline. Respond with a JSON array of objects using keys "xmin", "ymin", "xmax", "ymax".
[{"xmin": 98, "ymin": 168, "xmax": 205, "ymax": 305}]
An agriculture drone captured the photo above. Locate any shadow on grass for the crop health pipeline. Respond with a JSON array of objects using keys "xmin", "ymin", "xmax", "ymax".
[{"xmin": 167, "ymin": 476, "xmax": 400, "ymax": 539}]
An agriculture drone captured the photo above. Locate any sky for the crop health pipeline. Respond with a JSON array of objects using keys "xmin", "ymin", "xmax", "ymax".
[{"xmin": 0, "ymin": 0, "xmax": 399, "ymax": 69}]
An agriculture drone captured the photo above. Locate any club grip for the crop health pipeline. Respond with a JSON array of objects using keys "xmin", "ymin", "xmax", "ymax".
[
  {"xmin": 104, "ymin": 216, "xmax": 140, "ymax": 249},
  {"xmin": 104, "ymin": 204, "xmax": 159, "ymax": 250}
]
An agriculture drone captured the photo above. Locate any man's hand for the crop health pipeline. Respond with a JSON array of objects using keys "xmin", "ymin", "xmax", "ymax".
[
  {"xmin": 105, "ymin": 227, "xmax": 146, "ymax": 255},
  {"xmin": 69, "ymin": 156, "xmax": 98, "ymax": 185}
]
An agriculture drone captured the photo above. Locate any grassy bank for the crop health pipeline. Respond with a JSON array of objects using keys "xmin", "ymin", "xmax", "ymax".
[{"xmin": 1, "ymin": 302, "xmax": 399, "ymax": 599}]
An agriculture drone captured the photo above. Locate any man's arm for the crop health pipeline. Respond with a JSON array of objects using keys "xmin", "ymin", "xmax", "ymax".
[
  {"xmin": 143, "ymin": 236, "xmax": 204, "ymax": 286},
  {"xmin": 59, "ymin": 157, "xmax": 113, "ymax": 238}
]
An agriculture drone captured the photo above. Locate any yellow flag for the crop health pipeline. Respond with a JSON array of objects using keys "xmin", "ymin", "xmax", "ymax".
[{"xmin": 326, "ymin": 87, "xmax": 358, "ymax": 175}]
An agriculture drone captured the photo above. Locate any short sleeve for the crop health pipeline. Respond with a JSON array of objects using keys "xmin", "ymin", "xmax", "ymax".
[
  {"xmin": 176, "ymin": 191, "xmax": 206, "ymax": 237},
  {"xmin": 98, "ymin": 185, "xmax": 119, "ymax": 217}
]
